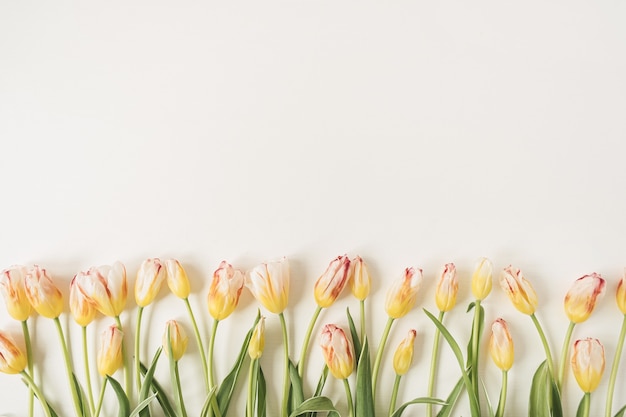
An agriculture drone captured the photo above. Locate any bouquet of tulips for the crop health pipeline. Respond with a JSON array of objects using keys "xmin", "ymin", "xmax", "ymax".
[{"xmin": 0, "ymin": 255, "xmax": 625, "ymax": 417}]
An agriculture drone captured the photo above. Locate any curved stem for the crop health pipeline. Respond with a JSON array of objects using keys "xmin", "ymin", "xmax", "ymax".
[
  {"xmin": 495, "ymin": 370, "xmax": 508, "ymax": 417},
  {"xmin": 247, "ymin": 359, "xmax": 258, "ymax": 417},
  {"xmin": 470, "ymin": 300, "xmax": 481, "ymax": 407},
  {"xmin": 82, "ymin": 326, "xmax": 96, "ymax": 415},
  {"xmin": 20, "ymin": 371, "xmax": 53, "ymax": 417},
  {"xmin": 360, "ymin": 300, "xmax": 366, "ymax": 341},
  {"xmin": 557, "ymin": 321, "xmax": 576, "ymax": 390},
  {"xmin": 114, "ymin": 315, "xmax": 131, "ymax": 398},
  {"xmin": 605, "ymin": 314, "xmax": 626, "ymax": 417},
  {"xmin": 21, "ymin": 320, "xmax": 34, "ymax": 417},
  {"xmin": 388, "ymin": 374, "xmax": 401, "ymax": 417},
  {"xmin": 530, "ymin": 313, "xmax": 555, "ymax": 378},
  {"xmin": 343, "ymin": 378, "xmax": 354, "ymax": 417},
  {"xmin": 372, "ymin": 317, "xmax": 394, "ymax": 399},
  {"xmin": 134, "ymin": 306, "xmax": 144, "ymax": 394},
  {"xmin": 94, "ymin": 378, "xmax": 107, "ymax": 417},
  {"xmin": 279, "ymin": 312, "xmax": 290, "ymax": 417},
  {"xmin": 174, "ymin": 361, "xmax": 188, "ymax": 417},
  {"xmin": 426, "ymin": 311, "xmax": 445, "ymax": 417},
  {"xmin": 208, "ymin": 319, "xmax": 219, "ymax": 390},
  {"xmin": 298, "ymin": 305, "xmax": 322, "ymax": 378},
  {"xmin": 184, "ymin": 297, "xmax": 210, "ymax": 391},
  {"xmin": 53, "ymin": 317, "xmax": 83, "ymax": 417},
  {"xmin": 582, "ymin": 392, "xmax": 591, "ymax": 417}
]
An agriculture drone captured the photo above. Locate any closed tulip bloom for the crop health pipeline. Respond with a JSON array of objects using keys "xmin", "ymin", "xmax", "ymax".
[
  {"xmin": 616, "ymin": 268, "xmax": 626, "ymax": 315},
  {"xmin": 320, "ymin": 324, "xmax": 354, "ymax": 379},
  {"xmin": 246, "ymin": 258, "xmax": 290, "ymax": 314},
  {"xmin": 135, "ymin": 258, "xmax": 166, "ymax": 307},
  {"xmin": 571, "ymin": 338, "xmax": 605, "ymax": 393},
  {"xmin": 0, "ymin": 331, "xmax": 27, "ymax": 374},
  {"xmin": 163, "ymin": 320, "xmax": 188, "ymax": 361},
  {"xmin": 393, "ymin": 329, "xmax": 417, "ymax": 375},
  {"xmin": 564, "ymin": 273, "xmax": 606, "ymax": 323},
  {"xmin": 248, "ymin": 316, "xmax": 266, "ymax": 359},
  {"xmin": 436, "ymin": 263, "xmax": 458, "ymax": 312},
  {"xmin": 499, "ymin": 266, "xmax": 538, "ymax": 315},
  {"xmin": 164, "ymin": 259, "xmax": 190, "ymax": 299},
  {"xmin": 349, "ymin": 256, "xmax": 371, "ymax": 301},
  {"xmin": 97, "ymin": 325, "xmax": 124, "ymax": 377},
  {"xmin": 385, "ymin": 267, "xmax": 423, "ymax": 319},
  {"xmin": 489, "ymin": 318, "xmax": 514, "ymax": 371},
  {"xmin": 314, "ymin": 255, "xmax": 351, "ymax": 308},
  {"xmin": 24, "ymin": 265, "xmax": 63, "ymax": 319},
  {"xmin": 471, "ymin": 257, "xmax": 493, "ymax": 301},
  {"xmin": 75, "ymin": 262, "xmax": 127, "ymax": 317},
  {"xmin": 208, "ymin": 261, "xmax": 245, "ymax": 320},
  {"xmin": 70, "ymin": 275, "xmax": 97, "ymax": 326},
  {"xmin": 0, "ymin": 265, "xmax": 32, "ymax": 321}
]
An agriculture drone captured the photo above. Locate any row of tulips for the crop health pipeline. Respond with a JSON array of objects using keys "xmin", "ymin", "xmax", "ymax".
[{"xmin": 0, "ymin": 256, "xmax": 624, "ymax": 417}]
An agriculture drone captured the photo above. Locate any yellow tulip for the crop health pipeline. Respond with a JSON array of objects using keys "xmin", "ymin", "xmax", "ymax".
[
  {"xmin": 70, "ymin": 275, "xmax": 97, "ymax": 326},
  {"xmin": 564, "ymin": 273, "xmax": 606, "ymax": 323},
  {"xmin": 616, "ymin": 268, "xmax": 626, "ymax": 314},
  {"xmin": 248, "ymin": 316, "xmax": 266, "ymax": 359},
  {"xmin": 164, "ymin": 259, "xmax": 191, "ymax": 299},
  {"xmin": 385, "ymin": 267, "xmax": 423, "ymax": 319},
  {"xmin": 489, "ymin": 318, "xmax": 514, "ymax": 371},
  {"xmin": 319, "ymin": 324, "xmax": 354, "ymax": 379},
  {"xmin": 471, "ymin": 257, "xmax": 493, "ymax": 301},
  {"xmin": 571, "ymin": 338, "xmax": 605, "ymax": 393},
  {"xmin": 135, "ymin": 258, "xmax": 166, "ymax": 307},
  {"xmin": 0, "ymin": 265, "xmax": 32, "ymax": 321},
  {"xmin": 24, "ymin": 265, "xmax": 63, "ymax": 319},
  {"xmin": 208, "ymin": 261, "xmax": 245, "ymax": 320},
  {"xmin": 314, "ymin": 255, "xmax": 351, "ymax": 308},
  {"xmin": 246, "ymin": 258, "xmax": 290, "ymax": 314},
  {"xmin": 349, "ymin": 256, "xmax": 371, "ymax": 301},
  {"xmin": 97, "ymin": 325, "xmax": 124, "ymax": 377},
  {"xmin": 393, "ymin": 329, "xmax": 417, "ymax": 375},
  {"xmin": 75, "ymin": 262, "xmax": 127, "ymax": 317},
  {"xmin": 435, "ymin": 263, "xmax": 458, "ymax": 312},
  {"xmin": 499, "ymin": 265, "xmax": 538, "ymax": 315},
  {"xmin": 163, "ymin": 320, "xmax": 188, "ymax": 362},
  {"xmin": 0, "ymin": 331, "xmax": 27, "ymax": 374}
]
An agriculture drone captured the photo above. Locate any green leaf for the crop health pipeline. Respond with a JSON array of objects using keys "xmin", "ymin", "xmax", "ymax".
[
  {"xmin": 390, "ymin": 397, "xmax": 447, "ymax": 417},
  {"xmin": 72, "ymin": 372, "xmax": 91, "ymax": 417},
  {"xmin": 139, "ymin": 347, "xmax": 163, "ymax": 417},
  {"xmin": 289, "ymin": 359, "xmax": 305, "ymax": 411},
  {"xmin": 288, "ymin": 397, "xmax": 340, "ymax": 417},
  {"xmin": 576, "ymin": 394, "xmax": 590, "ymax": 417},
  {"xmin": 314, "ymin": 365, "xmax": 329, "ymax": 397},
  {"xmin": 140, "ymin": 361, "xmax": 177, "ymax": 417},
  {"xmin": 258, "ymin": 366, "xmax": 267, "ymax": 417},
  {"xmin": 129, "ymin": 394, "xmax": 157, "ymax": 417},
  {"xmin": 613, "ymin": 404, "xmax": 626, "ymax": 417},
  {"xmin": 346, "ymin": 307, "xmax": 362, "ymax": 367},
  {"xmin": 550, "ymin": 376, "xmax": 563, "ymax": 417},
  {"xmin": 436, "ymin": 376, "xmax": 465, "ymax": 417},
  {"xmin": 355, "ymin": 337, "xmax": 375, "ymax": 417},
  {"xmin": 481, "ymin": 377, "xmax": 495, "ymax": 417},
  {"xmin": 107, "ymin": 376, "xmax": 131, "ymax": 417},
  {"xmin": 199, "ymin": 387, "xmax": 217, "ymax": 417},
  {"xmin": 529, "ymin": 361, "xmax": 550, "ymax": 417}
]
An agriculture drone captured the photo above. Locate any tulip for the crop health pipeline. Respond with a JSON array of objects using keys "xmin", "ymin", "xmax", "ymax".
[
  {"xmin": 24, "ymin": 266, "xmax": 63, "ymax": 319},
  {"xmin": 246, "ymin": 257, "xmax": 290, "ymax": 314},
  {"xmin": 571, "ymin": 338, "xmax": 605, "ymax": 393},
  {"xmin": 248, "ymin": 316, "xmax": 266, "ymax": 359},
  {"xmin": 471, "ymin": 257, "xmax": 493, "ymax": 301},
  {"xmin": 164, "ymin": 259, "xmax": 191, "ymax": 300},
  {"xmin": 75, "ymin": 262, "xmax": 127, "ymax": 318},
  {"xmin": 70, "ymin": 275, "xmax": 97, "ymax": 327},
  {"xmin": 97, "ymin": 325, "xmax": 124, "ymax": 377},
  {"xmin": 349, "ymin": 256, "xmax": 371, "ymax": 301},
  {"xmin": 607, "ymin": 269, "xmax": 626, "ymax": 417},
  {"xmin": 208, "ymin": 261, "xmax": 245, "ymax": 320},
  {"xmin": 489, "ymin": 319, "xmax": 514, "ymax": 371},
  {"xmin": 0, "ymin": 266, "xmax": 32, "ymax": 321},
  {"xmin": 616, "ymin": 269, "xmax": 626, "ymax": 315},
  {"xmin": 499, "ymin": 265, "xmax": 538, "ymax": 315},
  {"xmin": 385, "ymin": 267, "xmax": 423, "ymax": 319},
  {"xmin": 0, "ymin": 331, "xmax": 27, "ymax": 374},
  {"xmin": 564, "ymin": 273, "xmax": 606, "ymax": 324},
  {"xmin": 314, "ymin": 255, "xmax": 351, "ymax": 308},
  {"xmin": 320, "ymin": 324, "xmax": 354, "ymax": 380},
  {"xmin": 163, "ymin": 320, "xmax": 188, "ymax": 362},
  {"xmin": 393, "ymin": 329, "xmax": 417, "ymax": 375},
  {"xmin": 134, "ymin": 258, "xmax": 166, "ymax": 307},
  {"xmin": 435, "ymin": 263, "xmax": 458, "ymax": 312}
]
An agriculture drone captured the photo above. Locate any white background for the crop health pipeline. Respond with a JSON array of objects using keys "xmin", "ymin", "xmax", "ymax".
[{"xmin": 1, "ymin": 1, "xmax": 626, "ymax": 416}]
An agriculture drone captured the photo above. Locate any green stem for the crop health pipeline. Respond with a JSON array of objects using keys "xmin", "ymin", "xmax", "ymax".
[
  {"xmin": 557, "ymin": 321, "xmax": 576, "ymax": 390},
  {"xmin": 114, "ymin": 315, "xmax": 131, "ymax": 399},
  {"xmin": 388, "ymin": 374, "xmax": 401, "ymax": 416},
  {"xmin": 360, "ymin": 300, "xmax": 366, "ymax": 342},
  {"xmin": 247, "ymin": 359, "xmax": 258, "ymax": 417},
  {"xmin": 20, "ymin": 371, "xmax": 53, "ymax": 417},
  {"xmin": 426, "ymin": 311, "xmax": 445, "ymax": 417},
  {"xmin": 279, "ymin": 312, "xmax": 290, "ymax": 417},
  {"xmin": 134, "ymin": 306, "xmax": 144, "ymax": 394},
  {"xmin": 605, "ymin": 314, "xmax": 626, "ymax": 417},
  {"xmin": 82, "ymin": 326, "xmax": 96, "ymax": 415},
  {"xmin": 21, "ymin": 320, "xmax": 34, "ymax": 417},
  {"xmin": 582, "ymin": 392, "xmax": 591, "ymax": 417},
  {"xmin": 530, "ymin": 313, "xmax": 555, "ymax": 378},
  {"xmin": 343, "ymin": 378, "xmax": 354, "ymax": 417},
  {"xmin": 470, "ymin": 300, "xmax": 481, "ymax": 407},
  {"xmin": 174, "ymin": 361, "xmax": 188, "ymax": 417},
  {"xmin": 53, "ymin": 317, "xmax": 83, "ymax": 417},
  {"xmin": 184, "ymin": 297, "xmax": 210, "ymax": 391},
  {"xmin": 94, "ymin": 378, "xmax": 107, "ymax": 417},
  {"xmin": 372, "ymin": 317, "xmax": 395, "ymax": 399},
  {"xmin": 495, "ymin": 370, "xmax": 508, "ymax": 417},
  {"xmin": 208, "ymin": 319, "xmax": 219, "ymax": 389},
  {"xmin": 298, "ymin": 305, "xmax": 323, "ymax": 378}
]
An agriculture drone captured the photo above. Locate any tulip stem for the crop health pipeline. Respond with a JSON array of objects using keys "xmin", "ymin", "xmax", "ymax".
[
  {"xmin": 557, "ymin": 321, "xmax": 576, "ymax": 390},
  {"xmin": 426, "ymin": 310, "xmax": 445, "ymax": 417},
  {"xmin": 278, "ymin": 312, "xmax": 290, "ymax": 417},
  {"xmin": 298, "ymin": 305, "xmax": 322, "ymax": 378},
  {"xmin": 469, "ymin": 300, "xmax": 481, "ymax": 408},
  {"xmin": 495, "ymin": 370, "xmax": 508, "ymax": 417},
  {"xmin": 360, "ymin": 300, "xmax": 366, "ymax": 342},
  {"xmin": 82, "ymin": 325, "xmax": 96, "ymax": 415},
  {"xmin": 184, "ymin": 297, "xmax": 210, "ymax": 391},
  {"xmin": 173, "ymin": 361, "xmax": 188, "ymax": 417},
  {"xmin": 343, "ymin": 378, "xmax": 354, "ymax": 417},
  {"xmin": 114, "ymin": 315, "xmax": 131, "ymax": 401},
  {"xmin": 20, "ymin": 371, "xmax": 53, "ymax": 417},
  {"xmin": 388, "ymin": 374, "xmax": 401, "ymax": 416},
  {"xmin": 53, "ymin": 317, "xmax": 83, "ymax": 417},
  {"xmin": 372, "ymin": 317, "xmax": 395, "ymax": 400},
  {"xmin": 580, "ymin": 392, "xmax": 591, "ymax": 417},
  {"xmin": 21, "ymin": 320, "xmax": 35, "ymax": 417},
  {"xmin": 247, "ymin": 358, "xmax": 259, "ymax": 417},
  {"xmin": 208, "ymin": 319, "xmax": 219, "ymax": 390},
  {"xmin": 94, "ymin": 378, "xmax": 108, "ymax": 417},
  {"xmin": 134, "ymin": 306, "xmax": 144, "ymax": 394},
  {"xmin": 530, "ymin": 313, "xmax": 555, "ymax": 378},
  {"xmin": 605, "ymin": 314, "xmax": 626, "ymax": 417}
]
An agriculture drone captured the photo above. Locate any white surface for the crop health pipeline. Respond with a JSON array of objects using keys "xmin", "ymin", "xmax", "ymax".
[{"xmin": 1, "ymin": 1, "xmax": 626, "ymax": 416}]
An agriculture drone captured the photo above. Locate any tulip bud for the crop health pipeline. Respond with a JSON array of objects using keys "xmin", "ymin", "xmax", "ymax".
[
  {"xmin": 24, "ymin": 265, "xmax": 63, "ymax": 319},
  {"xmin": 163, "ymin": 320, "xmax": 188, "ymax": 362},
  {"xmin": 489, "ymin": 318, "xmax": 514, "ymax": 371},
  {"xmin": 393, "ymin": 329, "xmax": 417, "ymax": 375},
  {"xmin": 385, "ymin": 267, "xmax": 423, "ymax": 319},
  {"xmin": 471, "ymin": 257, "xmax": 493, "ymax": 301},
  {"xmin": 0, "ymin": 331, "xmax": 27, "ymax": 374},
  {"xmin": 571, "ymin": 338, "xmax": 605, "ymax": 393},
  {"xmin": 248, "ymin": 316, "xmax": 266, "ymax": 359},
  {"xmin": 319, "ymin": 324, "xmax": 354, "ymax": 379},
  {"xmin": 435, "ymin": 263, "xmax": 458, "ymax": 312},
  {"xmin": 314, "ymin": 255, "xmax": 351, "ymax": 308},
  {"xmin": 135, "ymin": 258, "xmax": 166, "ymax": 307},
  {"xmin": 616, "ymin": 268, "xmax": 626, "ymax": 315},
  {"xmin": 564, "ymin": 273, "xmax": 606, "ymax": 323},
  {"xmin": 164, "ymin": 259, "xmax": 191, "ymax": 299},
  {"xmin": 97, "ymin": 325, "xmax": 124, "ymax": 377},
  {"xmin": 70, "ymin": 275, "xmax": 97, "ymax": 326},
  {"xmin": 0, "ymin": 265, "xmax": 32, "ymax": 321},
  {"xmin": 499, "ymin": 266, "xmax": 538, "ymax": 315},
  {"xmin": 246, "ymin": 258, "xmax": 290, "ymax": 314},
  {"xmin": 208, "ymin": 261, "xmax": 245, "ymax": 320},
  {"xmin": 75, "ymin": 262, "xmax": 127, "ymax": 318},
  {"xmin": 349, "ymin": 256, "xmax": 371, "ymax": 301}
]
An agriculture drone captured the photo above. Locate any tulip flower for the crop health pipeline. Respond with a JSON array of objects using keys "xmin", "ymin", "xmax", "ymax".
[
  {"xmin": 163, "ymin": 320, "xmax": 188, "ymax": 362},
  {"xmin": 97, "ymin": 325, "xmax": 124, "ymax": 377},
  {"xmin": 135, "ymin": 258, "xmax": 166, "ymax": 307},
  {"xmin": 23, "ymin": 266, "xmax": 63, "ymax": 319},
  {"xmin": 617, "ymin": 269, "xmax": 626, "ymax": 315},
  {"xmin": 0, "ymin": 331, "xmax": 27, "ymax": 375},
  {"xmin": 69, "ymin": 275, "xmax": 97, "ymax": 327},
  {"xmin": 164, "ymin": 259, "xmax": 191, "ymax": 300},
  {"xmin": 0, "ymin": 265, "xmax": 32, "ymax": 321},
  {"xmin": 208, "ymin": 261, "xmax": 245, "ymax": 321},
  {"xmin": 607, "ymin": 269, "xmax": 626, "ymax": 417},
  {"xmin": 320, "ymin": 324, "xmax": 355, "ymax": 417},
  {"xmin": 246, "ymin": 316, "xmax": 266, "ymax": 417},
  {"xmin": 572, "ymin": 338, "xmax": 605, "ymax": 393},
  {"xmin": 245, "ymin": 257, "xmax": 290, "ymax": 314},
  {"xmin": 248, "ymin": 316, "xmax": 266, "ymax": 360},
  {"xmin": 75, "ymin": 262, "xmax": 127, "ymax": 318},
  {"xmin": 499, "ymin": 265, "xmax": 538, "ymax": 316},
  {"xmin": 436, "ymin": 263, "xmax": 458, "ymax": 313},
  {"xmin": 489, "ymin": 318, "xmax": 513, "ymax": 417},
  {"xmin": 349, "ymin": 255, "xmax": 371, "ymax": 341},
  {"xmin": 471, "ymin": 257, "xmax": 493, "ymax": 301},
  {"xmin": 389, "ymin": 329, "xmax": 417, "ymax": 415},
  {"xmin": 385, "ymin": 267, "xmax": 423, "ymax": 319},
  {"xmin": 564, "ymin": 273, "xmax": 606, "ymax": 324}
]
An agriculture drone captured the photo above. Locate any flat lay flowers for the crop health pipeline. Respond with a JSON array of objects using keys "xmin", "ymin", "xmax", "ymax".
[{"xmin": 1, "ymin": 256, "xmax": 626, "ymax": 417}]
